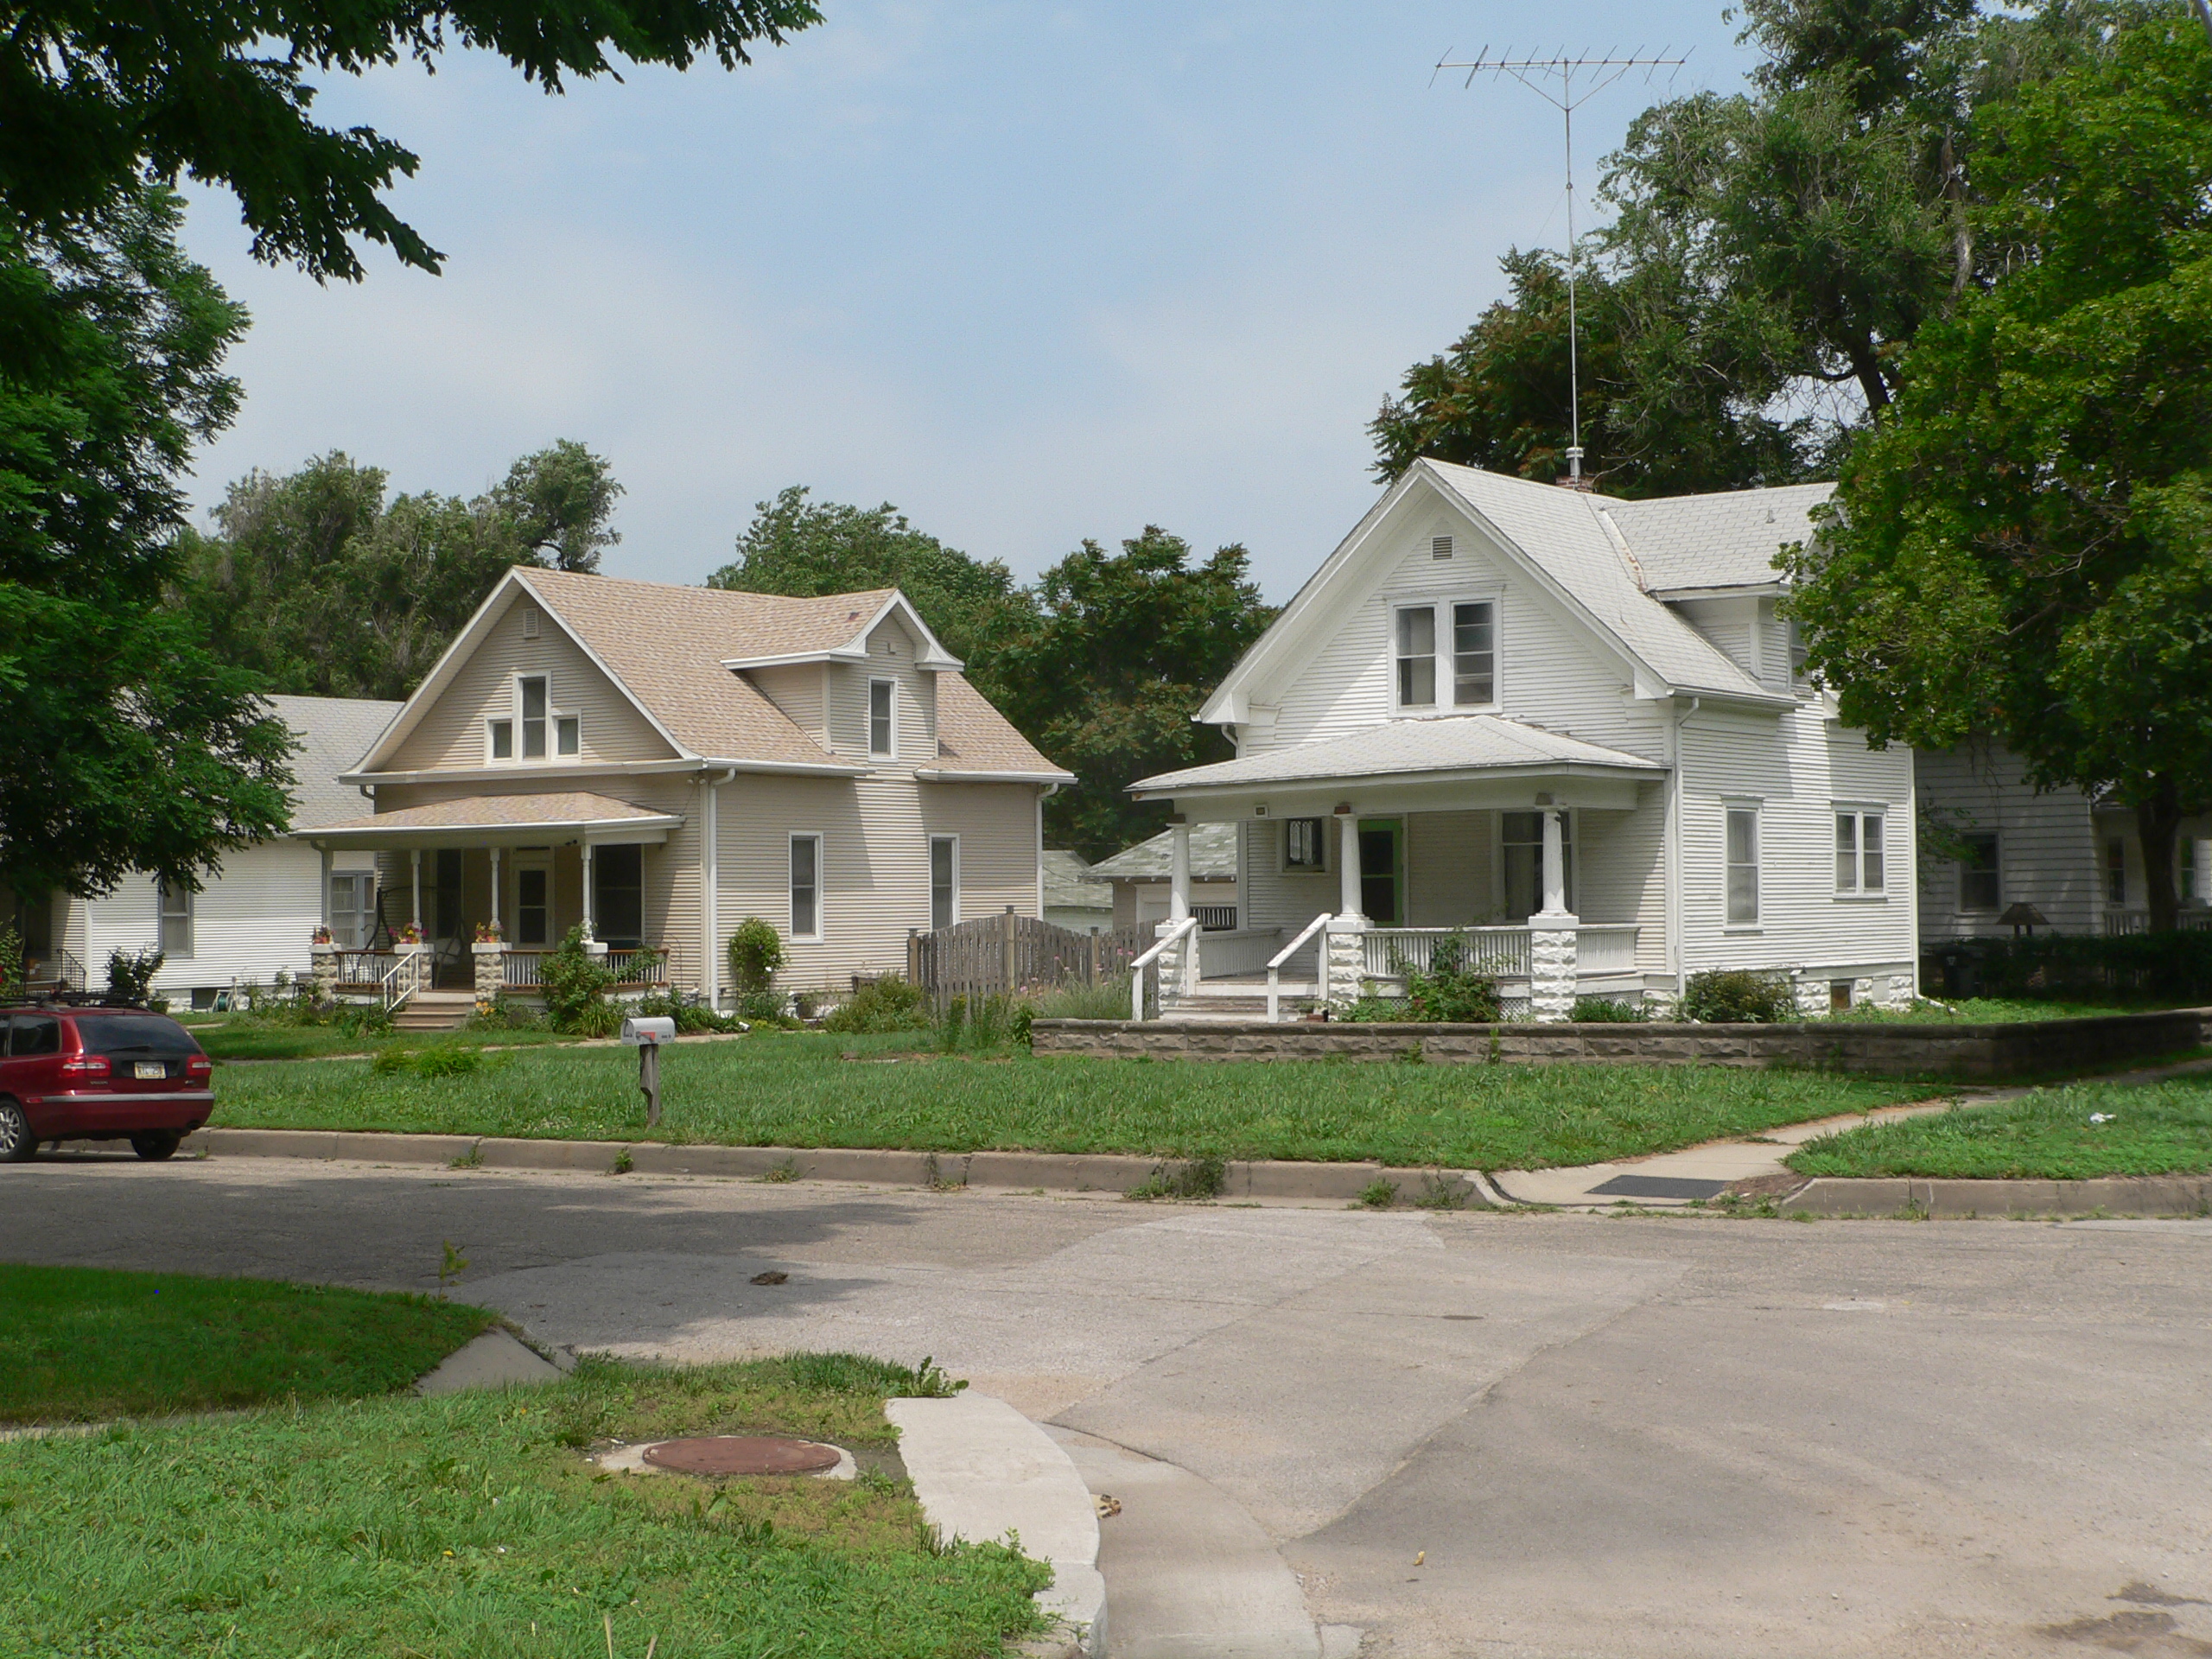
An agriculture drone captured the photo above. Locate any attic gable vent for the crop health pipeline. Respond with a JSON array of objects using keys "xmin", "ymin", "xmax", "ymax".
[
  {"xmin": 1432, "ymin": 535, "xmax": 1454, "ymax": 561},
  {"xmin": 522, "ymin": 607, "xmax": 541, "ymax": 639}
]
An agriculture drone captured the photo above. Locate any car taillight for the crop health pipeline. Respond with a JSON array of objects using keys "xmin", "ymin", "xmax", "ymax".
[
  {"xmin": 187, "ymin": 1056, "xmax": 212, "ymax": 1079},
  {"xmin": 60, "ymin": 1054, "xmax": 110, "ymax": 1082}
]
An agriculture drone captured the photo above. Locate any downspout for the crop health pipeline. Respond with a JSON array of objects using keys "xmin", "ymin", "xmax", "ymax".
[
  {"xmin": 702, "ymin": 767, "xmax": 736, "ymax": 1008},
  {"xmin": 1037, "ymin": 784, "xmax": 1058, "ymax": 918},
  {"xmin": 1905, "ymin": 753, "xmax": 1922, "ymax": 1002},
  {"xmin": 1669, "ymin": 697, "xmax": 1701, "ymax": 1003}
]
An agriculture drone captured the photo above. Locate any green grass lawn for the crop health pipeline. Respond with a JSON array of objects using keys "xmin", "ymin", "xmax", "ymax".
[
  {"xmin": 0, "ymin": 1353, "xmax": 1047, "ymax": 1659},
  {"xmin": 187, "ymin": 1018, "xmax": 594, "ymax": 1062},
  {"xmin": 1814, "ymin": 996, "xmax": 2177, "ymax": 1024},
  {"xmin": 206, "ymin": 1032, "xmax": 1933, "ymax": 1169},
  {"xmin": 1788, "ymin": 1073, "xmax": 2212, "ymax": 1180},
  {"xmin": 0, "ymin": 1265, "xmax": 495, "ymax": 1424}
]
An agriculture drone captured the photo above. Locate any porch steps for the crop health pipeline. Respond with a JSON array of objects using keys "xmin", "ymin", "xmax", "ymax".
[
  {"xmin": 391, "ymin": 991, "xmax": 477, "ymax": 1033},
  {"xmin": 1160, "ymin": 979, "xmax": 1321, "ymax": 1022}
]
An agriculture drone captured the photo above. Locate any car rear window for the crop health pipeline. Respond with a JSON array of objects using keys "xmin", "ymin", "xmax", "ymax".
[{"xmin": 71, "ymin": 1013, "xmax": 201, "ymax": 1058}]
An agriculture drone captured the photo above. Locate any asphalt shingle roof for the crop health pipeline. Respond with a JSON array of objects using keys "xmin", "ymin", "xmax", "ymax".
[
  {"xmin": 1133, "ymin": 715, "xmax": 1663, "ymax": 796},
  {"xmin": 316, "ymin": 791, "xmax": 679, "ymax": 835},
  {"xmin": 1088, "ymin": 822, "xmax": 1242, "ymax": 879},
  {"xmin": 268, "ymin": 695, "xmax": 404, "ymax": 830},
  {"xmin": 1598, "ymin": 481, "xmax": 1834, "ymax": 593}
]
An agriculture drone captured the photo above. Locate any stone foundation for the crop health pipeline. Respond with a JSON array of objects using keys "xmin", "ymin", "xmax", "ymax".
[
  {"xmin": 1323, "ymin": 921, "xmax": 1366, "ymax": 1014},
  {"xmin": 1030, "ymin": 1006, "xmax": 2212, "ymax": 1081},
  {"xmin": 473, "ymin": 942, "xmax": 506, "ymax": 1004},
  {"xmin": 1528, "ymin": 922, "xmax": 1578, "ymax": 1022}
]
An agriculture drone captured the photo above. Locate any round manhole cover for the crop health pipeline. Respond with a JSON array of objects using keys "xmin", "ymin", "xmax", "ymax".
[{"xmin": 640, "ymin": 1436, "xmax": 843, "ymax": 1476}]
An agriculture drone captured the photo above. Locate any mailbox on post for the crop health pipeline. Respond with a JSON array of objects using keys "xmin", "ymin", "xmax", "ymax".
[{"xmin": 620, "ymin": 1016, "xmax": 677, "ymax": 1127}]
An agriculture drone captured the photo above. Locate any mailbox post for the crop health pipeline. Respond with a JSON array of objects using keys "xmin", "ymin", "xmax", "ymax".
[{"xmin": 620, "ymin": 1015, "xmax": 677, "ymax": 1128}]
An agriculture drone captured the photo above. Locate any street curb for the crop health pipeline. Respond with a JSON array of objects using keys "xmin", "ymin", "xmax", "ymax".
[
  {"xmin": 887, "ymin": 1395, "xmax": 1105, "ymax": 1657},
  {"xmin": 1782, "ymin": 1174, "xmax": 2212, "ymax": 1218},
  {"xmin": 175, "ymin": 1127, "xmax": 1493, "ymax": 1207}
]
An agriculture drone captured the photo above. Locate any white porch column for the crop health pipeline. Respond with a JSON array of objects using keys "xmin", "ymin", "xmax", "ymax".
[
  {"xmin": 1529, "ymin": 806, "xmax": 1579, "ymax": 1022},
  {"xmin": 1167, "ymin": 820, "xmax": 1192, "ymax": 923},
  {"xmin": 318, "ymin": 846, "xmax": 332, "ymax": 931},
  {"xmin": 1338, "ymin": 810, "xmax": 1363, "ymax": 920},
  {"xmin": 410, "ymin": 849, "xmax": 423, "ymax": 931},
  {"xmin": 1537, "ymin": 809, "xmax": 1573, "ymax": 919},
  {"xmin": 581, "ymin": 842, "xmax": 596, "ymax": 943},
  {"xmin": 488, "ymin": 848, "xmax": 502, "ymax": 931}
]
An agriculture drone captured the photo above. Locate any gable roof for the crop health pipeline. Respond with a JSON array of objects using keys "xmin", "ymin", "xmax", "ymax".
[
  {"xmin": 1089, "ymin": 822, "xmax": 1241, "ymax": 880},
  {"xmin": 1200, "ymin": 461, "xmax": 1807, "ymax": 723},
  {"xmin": 1042, "ymin": 850, "xmax": 1112, "ymax": 910},
  {"xmin": 354, "ymin": 568, "xmax": 1057, "ymax": 782},
  {"xmin": 268, "ymin": 694, "xmax": 404, "ymax": 830},
  {"xmin": 1134, "ymin": 715, "xmax": 1663, "ymax": 798},
  {"xmin": 1597, "ymin": 481, "xmax": 1833, "ymax": 594}
]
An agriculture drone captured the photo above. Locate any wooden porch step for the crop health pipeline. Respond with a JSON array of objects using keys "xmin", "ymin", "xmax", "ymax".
[{"xmin": 391, "ymin": 992, "xmax": 475, "ymax": 1033}]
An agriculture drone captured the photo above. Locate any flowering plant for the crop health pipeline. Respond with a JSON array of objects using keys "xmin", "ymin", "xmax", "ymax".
[
  {"xmin": 474, "ymin": 920, "xmax": 505, "ymax": 943},
  {"xmin": 310, "ymin": 925, "xmax": 333, "ymax": 945},
  {"xmin": 397, "ymin": 922, "xmax": 423, "ymax": 944}
]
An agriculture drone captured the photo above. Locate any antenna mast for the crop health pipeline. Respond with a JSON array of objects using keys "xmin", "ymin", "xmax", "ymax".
[{"xmin": 1433, "ymin": 48, "xmax": 1689, "ymax": 486}]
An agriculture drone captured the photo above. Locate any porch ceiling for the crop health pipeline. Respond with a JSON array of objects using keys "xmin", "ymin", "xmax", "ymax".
[
  {"xmin": 306, "ymin": 791, "xmax": 683, "ymax": 849},
  {"xmin": 1130, "ymin": 715, "xmax": 1664, "ymax": 816}
]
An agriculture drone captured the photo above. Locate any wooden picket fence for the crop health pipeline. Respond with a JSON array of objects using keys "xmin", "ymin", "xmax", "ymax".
[{"xmin": 906, "ymin": 908, "xmax": 1151, "ymax": 1010}]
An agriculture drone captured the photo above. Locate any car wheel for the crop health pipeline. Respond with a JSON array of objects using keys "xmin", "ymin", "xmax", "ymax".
[
  {"xmin": 130, "ymin": 1131, "xmax": 182, "ymax": 1161},
  {"xmin": 0, "ymin": 1100, "xmax": 35, "ymax": 1163}
]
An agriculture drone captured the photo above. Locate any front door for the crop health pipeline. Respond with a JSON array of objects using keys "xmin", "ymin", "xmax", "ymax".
[
  {"xmin": 514, "ymin": 859, "xmax": 551, "ymax": 947},
  {"xmin": 1358, "ymin": 821, "xmax": 1403, "ymax": 926}
]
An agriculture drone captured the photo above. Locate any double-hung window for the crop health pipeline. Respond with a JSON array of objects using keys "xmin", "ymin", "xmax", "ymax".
[
  {"xmin": 1834, "ymin": 810, "xmax": 1885, "ymax": 895},
  {"xmin": 157, "ymin": 878, "xmax": 194, "ymax": 957},
  {"xmin": 870, "ymin": 679, "xmax": 895, "ymax": 759},
  {"xmin": 1284, "ymin": 817, "xmax": 1327, "ymax": 872},
  {"xmin": 499, "ymin": 676, "xmax": 578, "ymax": 762},
  {"xmin": 520, "ymin": 675, "xmax": 549, "ymax": 759},
  {"xmin": 929, "ymin": 836, "xmax": 957, "ymax": 931},
  {"xmin": 2105, "ymin": 839, "xmax": 2127, "ymax": 906},
  {"xmin": 1726, "ymin": 806, "xmax": 1760, "ymax": 925},
  {"xmin": 1959, "ymin": 833, "xmax": 2001, "ymax": 912},
  {"xmin": 790, "ymin": 834, "xmax": 823, "ymax": 941},
  {"xmin": 1395, "ymin": 607, "xmax": 1437, "ymax": 707},
  {"xmin": 1396, "ymin": 600, "xmax": 1498, "ymax": 712},
  {"xmin": 328, "ymin": 873, "xmax": 372, "ymax": 950}
]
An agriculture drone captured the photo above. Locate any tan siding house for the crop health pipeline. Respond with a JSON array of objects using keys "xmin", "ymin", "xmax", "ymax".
[{"xmin": 316, "ymin": 570, "xmax": 1068, "ymax": 1004}]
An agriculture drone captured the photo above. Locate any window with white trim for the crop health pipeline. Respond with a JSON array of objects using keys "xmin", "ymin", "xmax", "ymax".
[
  {"xmin": 1834, "ymin": 810, "xmax": 1885, "ymax": 895},
  {"xmin": 1726, "ymin": 806, "xmax": 1760, "ymax": 925},
  {"xmin": 929, "ymin": 835, "xmax": 957, "ymax": 931},
  {"xmin": 1284, "ymin": 817, "xmax": 1327, "ymax": 872},
  {"xmin": 870, "ymin": 678, "xmax": 896, "ymax": 759},
  {"xmin": 2105, "ymin": 839, "xmax": 2126, "ymax": 906},
  {"xmin": 1452, "ymin": 600, "xmax": 1496, "ymax": 707},
  {"xmin": 497, "ymin": 675, "xmax": 578, "ymax": 763},
  {"xmin": 157, "ymin": 878, "xmax": 194, "ymax": 957},
  {"xmin": 520, "ymin": 675, "xmax": 549, "ymax": 759},
  {"xmin": 790, "ymin": 834, "xmax": 823, "ymax": 941},
  {"xmin": 1395, "ymin": 605, "xmax": 1437, "ymax": 707},
  {"xmin": 1501, "ymin": 810, "xmax": 1573, "ymax": 920},
  {"xmin": 328, "ymin": 873, "xmax": 373, "ymax": 950}
]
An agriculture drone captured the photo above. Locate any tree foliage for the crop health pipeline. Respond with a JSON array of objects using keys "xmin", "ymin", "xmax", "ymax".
[
  {"xmin": 0, "ymin": 188, "xmax": 296, "ymax": 897},
  {"xmin": 0, "ymin": 0, "xmax": 822, "ymax": 283},
  {"xmin": 707, "ymin": 486, "xmax": 1022, "ymax": 665},
  {"xmin": 173, "ymin": 441, "xmax": 623, "ymax": 701},
  {"xmin": 1786, "ymin": 7, "xmax": 2212, "ymax": 929}
]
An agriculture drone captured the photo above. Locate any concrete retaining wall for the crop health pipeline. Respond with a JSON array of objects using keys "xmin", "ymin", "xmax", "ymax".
[{"xmin": 1029, "ymin": 1007, "xmax": 2212, "ymax": 1079}]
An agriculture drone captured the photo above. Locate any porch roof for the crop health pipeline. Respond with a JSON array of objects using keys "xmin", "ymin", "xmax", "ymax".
[
  {"xmin": 1130, "ymin": 715, "xmax": 1664, "ymax": 799},
  {"xmin": 307, "ymin": 791, "xmax": 683, "ymax": 848}
]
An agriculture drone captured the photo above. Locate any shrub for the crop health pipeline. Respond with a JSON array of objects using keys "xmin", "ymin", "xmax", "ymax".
[
  {"xmin": 1399, "ymin": 937, "xmax": 1502, "ymax": 1023},
  {"xmin": 541, "ymin": 926, "xmax": 616, "ymax": 1034},
  {"xmin": 1027, "ymin": 977, "xmax": 1134, "ymax": 1021},
  {"xmin": 727, "ymin": 918, "xmax": 784, "ymax": 996},
  {"xmin": 0, "ymin": 925, "xmax": 23, "ymax": 995},
  {"xmin": 631, "ymin": 988, "xmax": 740, "ymax": 1034},
  {"xmin": 823, "ymin": 977, "xmax": 929, "ymax": 1033},
  {"xmin": 107, "ymin": 947, "xmax": 164, "ymax": 1002},
  {"xmin": 1951, "ymin": 930, "xmax": 2212, "ymax": 1004},
  {"xmin": 1681, "ymin": 969, "xmax": 1793, "ymax": 1024},
  {"xmin": 1339, "ymin": 995, "xmax": 1411, "ymax": 1022},
  {"xmin": 1571, "ymin": 995, "xmax": 1646, "ymax": 1023},
  {"xmin": 736, "ymin": 990, "xmax": 792, "ymax": 1027}
]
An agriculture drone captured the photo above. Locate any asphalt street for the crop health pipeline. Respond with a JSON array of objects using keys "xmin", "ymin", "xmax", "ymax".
[{"xmin": 4, "ymin": 1152, "xmax": 2208, "ymax": 1658}]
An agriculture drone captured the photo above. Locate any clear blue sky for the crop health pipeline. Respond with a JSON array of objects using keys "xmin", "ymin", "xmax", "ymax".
[{"xmin": 179, "ymin": 2, "xmax": 1760, "ymax": 601}]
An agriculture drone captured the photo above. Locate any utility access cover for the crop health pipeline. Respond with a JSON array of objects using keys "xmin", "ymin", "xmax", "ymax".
[
  {"xmin": 641, "ymin": 1436, "xmax": 843, "ymax": 1476},
  {"xmin": 1588, "ymin": 1174, "xmax": 1730, "ymax": 1200}
]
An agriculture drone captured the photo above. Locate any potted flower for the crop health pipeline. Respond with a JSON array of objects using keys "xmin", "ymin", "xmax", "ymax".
[
  {"xmin": 311, "ymin": 925, "xmax": 333, "ymax": 946},
  {"xmin": 397, "ymin": 922, "xmax": 423, "ymax": 945},
  {"xmin": 474, "ymin": 920, "xmax": 505, "ymax": 944}
]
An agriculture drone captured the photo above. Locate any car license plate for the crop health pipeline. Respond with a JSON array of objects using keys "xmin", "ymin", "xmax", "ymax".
[{"xmin": 135, "ymin": 1061, "xmax": 166, "ymax": 1080}]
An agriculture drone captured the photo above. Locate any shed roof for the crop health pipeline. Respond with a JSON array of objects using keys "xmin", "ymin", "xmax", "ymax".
[
  {"xmin": 1089, "ymin": 822, "xmax": 1241, "ymax": 880},
  {"xmin": 1134, "ymin": 715, "xmax": 1664, "ymax": 797}
]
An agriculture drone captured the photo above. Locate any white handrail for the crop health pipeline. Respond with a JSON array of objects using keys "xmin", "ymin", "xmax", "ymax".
[
  {"xmin": 1129, "ymin": 916, "xmax": 1200, "ymax": 1021},
  {"xmin": 378, "ymin": 950, "xmax": 414, "ymax": 1014},
  {"xmin": 1268, "ymin": 912, "xmax": 1333, "ymax": 1024}
]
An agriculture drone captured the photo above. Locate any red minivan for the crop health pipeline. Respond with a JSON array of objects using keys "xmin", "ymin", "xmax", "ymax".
[{"xmin": 0, "ymin": 999, "xmax": 214, "ymax": 1162}]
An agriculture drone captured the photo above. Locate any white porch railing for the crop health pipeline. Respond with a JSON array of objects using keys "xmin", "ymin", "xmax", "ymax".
[
  {"xmin": 607, "ymin": 948, "xmax": 667, "ymax": 985},
  {"xmin": 1129, "ymin": 917, "xmax": 1199, "ymax": 1021},
  {"xmin": 1575, "ymin": 925, "xmax": 1641, "ymax": 975},
  {"xmin": 1196, "ymin": 927, "xmax": 1284, "ymax": 980},
  {"xmin": 503, "ymin": 950, "xmax": 545, "ymax": 988},
  {"xmin": 1268, "ymin": 913, "xmax": 1333, "ymax": 1023},
  {"xmin": 1192, "ymin": 904, "xmax": 1239, "ymax": 931},
  {"xmin": 2102, "ymin": 910, "xmax": 2212, "ymax": 936},
  {"xmin": 335, "ymin": 950, "xmax": 390, "ymax": 987},
  {"xmin": 378, "ymin": 950, "xmax": 416, "ymax": 1014},
  {"xmin": 1363, "ymin": 927, "xmax": 1534, "ymax": 981}
]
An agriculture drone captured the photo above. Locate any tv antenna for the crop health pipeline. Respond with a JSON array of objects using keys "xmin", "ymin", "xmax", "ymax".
[{"xmin": 1433, "ymin": 48, "xmax": 1691, "ymax": 485}]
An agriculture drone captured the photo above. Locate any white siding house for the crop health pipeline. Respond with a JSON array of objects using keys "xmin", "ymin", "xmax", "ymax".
[{"xmin": 1130, "ymin": 463, "xmax": 1920, "ymax": 1016}]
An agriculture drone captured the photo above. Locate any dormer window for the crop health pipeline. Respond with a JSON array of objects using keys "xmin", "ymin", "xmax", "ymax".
[{"xmin": 869, "ymin": 677, "xmax": 895, "ymax": 759}]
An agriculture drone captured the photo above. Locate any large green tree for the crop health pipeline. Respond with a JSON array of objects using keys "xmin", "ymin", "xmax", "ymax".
[
  {"xmin": 707, "ymin": 486, "xmax": 1024, "ymax": 666},
  {"xmin": 0, "ymin": 189, "xmax": 294, "ymax": 896},
  {"xmin": 175, "ymin": 442, "xmax": 624, "ymax": 701},
  {"xmin": 986, "ymin": 531, "xmax": 1274, "ymax": 859},
  {"xmin": 1786, "ymin": 6, "xmax": 2212, "ymax": 930}
]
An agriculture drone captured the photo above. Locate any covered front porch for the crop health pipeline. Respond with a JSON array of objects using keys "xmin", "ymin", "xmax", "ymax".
[
  {"xmin": 306, "ymin": 792, "xmax": 686, "ymax": 1006},
  {"xmin": 1129, "ymin": 716, "xmax": 1669, "ymax": 1020}
]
